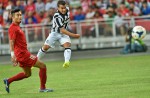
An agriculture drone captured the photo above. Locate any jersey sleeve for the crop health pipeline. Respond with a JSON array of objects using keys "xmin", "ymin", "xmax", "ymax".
[
  {"xmin": 9, "ymin": 27, "xmax": 17, "ymax": 40},
  {"xmin": 55, "ymin": 17, "xmax": 63, "ymax": 28}
]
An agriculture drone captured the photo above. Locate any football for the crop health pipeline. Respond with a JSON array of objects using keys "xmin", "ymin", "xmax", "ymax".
[{"xmin": 132, "ymin": 26, "xmax": 146, "ymax": 40}]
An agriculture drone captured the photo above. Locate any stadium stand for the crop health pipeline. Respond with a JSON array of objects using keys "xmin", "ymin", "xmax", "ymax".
[
  {"xmin": 0, "ymin": 0, "xmax": 150, "ymax": 54},
  {"xmin": 0, "ymin": 0, "xmax": 150, "ymax": 25}
]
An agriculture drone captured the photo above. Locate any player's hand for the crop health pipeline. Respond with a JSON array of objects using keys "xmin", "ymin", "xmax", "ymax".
[
  {"xmin": 73, "ymin": 34, "xmax": 80, "ymax": 38},
  {"xmin": 11, "ymin": 56, "xmax": 18, "ymax": 66}
]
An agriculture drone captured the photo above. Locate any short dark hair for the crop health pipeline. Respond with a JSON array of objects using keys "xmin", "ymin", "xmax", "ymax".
[
  {"xmin": 11, "ymin": 8, "xmax": 21, "ymax": 15},
  {"xmin": 57, "ymin": 0, "xmax": 66, "ymax": 7}
]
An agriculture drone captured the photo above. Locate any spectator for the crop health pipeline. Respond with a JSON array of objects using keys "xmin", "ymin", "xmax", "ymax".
[
  {"xmin": 0, "ymin": 3, "xmax": 3, "ymax": 15},
  {"xmin": 107, "ymin": 0, "xmax": 118, "ymax": 10},
  {"xmin": 103, "ymin": 7, "xmax": 115, "ymax": 19},
  {"xmin": 35, "ymin": 10, "xmax": 45, "ymax": 23},
  {"xmin": 40, "ymin": 8, "xmax": 55, "ymax": 24},
  {"xmin": 92, "ymin": 0, "xmax": 107, "ymax": 9},
  {"xmin": 0, "ymin": 14, "xmax": 4, "ymax": 25},
  {"xmin": 26, "ymin": 16, "xmax": 43, "ymax": 41},
  {"xmin": 85, "ymin": 6, "xmax": 95, "ymax": 19},
  {"xmin": 25, "ymin": 0, "xmax": 35, "ymax": 15},
  {"xmin": 45, "ymin": 0, "xmax": 57, "ymax": 11},
  {"xmin": 94, "ymin": 5, "xmax": 104, "ymax": 16},
  {"xmin": 74, "ymin": 6, "xmax": 85, "ymax": 21},
  {"xmin": 26, "ymin": 17, "xmax": 36, "ymax": 42},
  {"xmin": 139, "ymin": 0, "xmax": 150, "ymax": 8},
  {"xmin": 25, "ymin": 11, "xmax": 37, "ymax": 24},
  {"xmin": 27, "ymin": 17, "xmax": 34, "ymax": 24},
  {"xmin": 41, "ymin": 14, "xmax": 52, "ymax": 25},
  {"xmin": 0, "ymin": 0, "xmax": 8, "ymax": 8},
  {"xmin": 0, "ymin": 3, "xmax": 4, "ymax": 25},
  {"xmin": 127, "ymin": 0, "xmax": 139, "ymax": 6},
  {"xmin": 47, "ymin": 8, "xmax": 55, "ymax": 17},
  {"xmin": 127, "ymin": 8, "xmax": 138, "ymax": 17},
  {"xmin": 3, "ymin": 6, "xmax": 11, "ymax": 24},
  {"xmin": 81, "ymin": 0, "xmax": 89, "ymax": 13},
  {"xmin": 129, "ymin": 2, "xmax": 141, "ymax": 15},
  {"xmin": 103, "ymin": 7, "xmax": 115, "ymax": 36},
  {"xmin": 0, "ymin": 24, "xmax": 3, "ymax": 43},
  {"xmin": 69, "ymin": 6, "xmax": 75, "ymax": 20},
  {"xmin": 69, "ymin": 0, "xmax": 81, "ymax": 9},
  {"xmin": 118, "ymin": 2, "xmax": 129, "ymax": 16},
  {"xmin": 3, "ymin": 0, "xmax": 14, "ymax": 23},
  {"xmin": 124, "ymin": 8, "xmax": 137, "ymax": 29},
  {"xmin": 93, "ymin": 11, "xmax": 103, "ymax": 19},
  {"xmin": 89, "ymin": 11, "xmax": 104, "ymax": 37},
  {"xmin": 41, "ymin": 15, "xmax": 52, "ymax": 37},
  {"xmin": 5, "ymin": 0, "xmax": 14, "ymax": 9},
  {"xmin": 35, "ymin": 0, "xmax": 45, "ymax": 14},
  {"xmin": 141, "ymin": 1, "xmax": 150, "ymax": 15},
  {"xmin": 116, "ymin": 0, "xmax": 123, "ymax": 5},
  {"xmin": 15, "ymin": 0, "xmax": 25, "ymax": 14},
  {"xmin": 114, "ymin": 11, "xmax": 126, "ymax": 35},
  {"xmin": 5, "ymin": 12, "xmax": 12, "ymax": 26}
]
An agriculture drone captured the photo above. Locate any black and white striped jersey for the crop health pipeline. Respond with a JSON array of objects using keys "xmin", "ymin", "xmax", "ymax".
[{"xmin": 51, "ymin": 7, "xmax": 70, "ymax": 33}]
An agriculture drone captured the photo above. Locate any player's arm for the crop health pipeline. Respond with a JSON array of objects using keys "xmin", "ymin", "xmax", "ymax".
[
  {"xmin": 60, "ymin": 27, "xmax": 80, "ymax": 38},
  {"xmin": 9, "ymin": 39, "xmax": 18, "ymax": 66},
  {"xmin": 55, "ymin": 17, "xmax": 80, "ymax": 38},
  {"xmin": 9, "ymin": 40, "xmax": 15, "ymax": 52},
  {"xmin": 9, "ymin": 27, "xmax": 18, "ymax": 66}
]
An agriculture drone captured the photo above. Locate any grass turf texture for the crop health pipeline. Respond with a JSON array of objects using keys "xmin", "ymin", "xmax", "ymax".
[{"xmin": 0, "ymin": 55, "xmax": 150, "ymax": 98}]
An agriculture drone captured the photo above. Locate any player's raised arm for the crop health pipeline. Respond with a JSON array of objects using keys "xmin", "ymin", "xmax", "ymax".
[{"xmin": 60, "ymin": 27, "xmax": 80, "ymax": 38}]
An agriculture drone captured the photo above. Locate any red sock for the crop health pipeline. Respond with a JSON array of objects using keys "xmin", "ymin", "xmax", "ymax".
[
  {"xmin": 8, "ymin": 72, "xmax": 27, "ymax": 84},
  {"xmin": 39, "ymin": 67, "xmax": 47, "ymax": 90}
]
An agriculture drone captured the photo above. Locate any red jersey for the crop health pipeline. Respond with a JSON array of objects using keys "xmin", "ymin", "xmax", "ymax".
[{"xmin": 9, "ymin": 23, "xmax": 30, "ymax": 61}]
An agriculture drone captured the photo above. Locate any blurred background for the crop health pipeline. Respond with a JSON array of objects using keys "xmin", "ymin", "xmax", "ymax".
[
  {"xmin": 0, "ymin": 0, "xmax": 150, "ymax": 55},
  {"xmin": 1, "ymin": 1, "xmax": 150, "ymax": 96}
]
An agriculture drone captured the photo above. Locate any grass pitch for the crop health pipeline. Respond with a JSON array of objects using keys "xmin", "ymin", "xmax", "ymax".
[{"xmin": 0, "ymin": 55, "xmax": 150, "ymax": 98}]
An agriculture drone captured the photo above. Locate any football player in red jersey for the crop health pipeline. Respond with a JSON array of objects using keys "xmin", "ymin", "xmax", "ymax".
[{"xmin": 3, "ymin": 8, "xmax": 53, "ymax": 93}]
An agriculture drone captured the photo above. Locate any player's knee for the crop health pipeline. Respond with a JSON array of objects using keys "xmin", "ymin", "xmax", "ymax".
[
  {"xmin": 25, "ymin": 73, "xmax": 31, "ymax": 78},
  {"xmin": 63, "ymin": 42, "xmax": 71, "ymax": 48},
  {"xmin": 41, "ymin": 63, "xmax": 46, "ymax": 69},
  {"xmin": 43, "ymin": 45, "xmax": 50, "ymax": 51},
  {"xmin": 43, "ymin": 63, "xmax": 46, "ymax": 68}
]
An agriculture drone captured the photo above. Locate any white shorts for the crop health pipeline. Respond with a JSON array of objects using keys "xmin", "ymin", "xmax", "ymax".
[{"xmin": 44, "ymin": 32, "xmax": 71, "ymax": 48}]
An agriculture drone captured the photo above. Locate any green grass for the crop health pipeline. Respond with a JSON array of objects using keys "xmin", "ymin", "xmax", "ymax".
[{"xmin": 0, "ymin": 55, "xmax": 150, "ymax": 98}]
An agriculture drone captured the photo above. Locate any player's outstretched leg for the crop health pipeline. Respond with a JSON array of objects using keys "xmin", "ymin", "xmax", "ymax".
[
  {"xmin": 63, "ymin": 48, "xmax": 71, "ymax": 68},
  {"xmin": 3, "ymin": 72, "xmax": 29, "ymax": 93},
  {"xmin": 3, "ymin": 79, "xmax": 9, "ymax": 93},
  {"xmin": 33, "ymin": 60, "xmax": 53, "ymax": 92}
]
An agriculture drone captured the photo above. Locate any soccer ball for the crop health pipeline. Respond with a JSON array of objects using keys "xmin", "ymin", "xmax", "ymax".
[{"xmin": 132, "ymin": 26, "xmax": 146, "ymax": 40}]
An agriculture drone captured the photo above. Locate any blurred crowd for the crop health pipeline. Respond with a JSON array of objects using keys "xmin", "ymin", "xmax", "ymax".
[
  {"xmin": 0, "ymin": 0, "xmax": 150, "ymax": 26},
  {"xmin": 1, "ymin": 0, "xmax": 150, "ymax": 43}
]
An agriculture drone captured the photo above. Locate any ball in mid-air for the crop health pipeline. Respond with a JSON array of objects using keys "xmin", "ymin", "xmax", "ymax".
[{"xmin": 132, "ymin": 26, "xmax": 146, "ymax": 40}]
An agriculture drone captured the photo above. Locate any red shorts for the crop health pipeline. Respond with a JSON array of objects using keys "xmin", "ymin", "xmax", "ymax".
[{"xmin": 16, "ymin": 51, "xmax": 37, "ymax": 68}]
